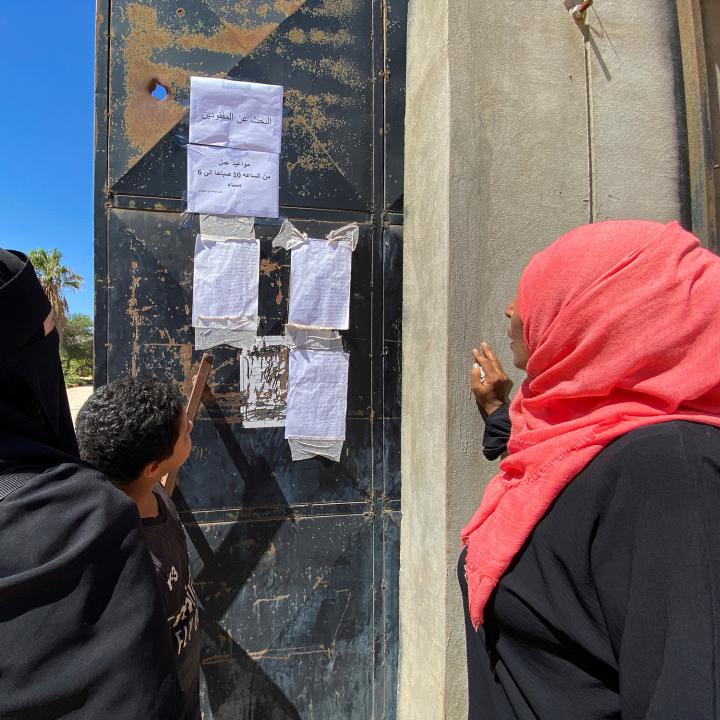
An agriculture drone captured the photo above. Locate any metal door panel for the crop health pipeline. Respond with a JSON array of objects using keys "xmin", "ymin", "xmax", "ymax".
[
  {"xmin": 383, "ymin": 1, "xmax": 407, "ymax": 212},
  {"xmin": 188, "ymin": 514, "xmax": 374, "ymax": 719},
  {"xmin": 382, "ymin": 226, "xmax": 402, "ymax": 501},
  {"xmin": 104, "ymin": 207, "xmax": 375, "ymax": 509},
  {"xmin": 108, "ymin": 0, "xmax": 374, "ymax": 211},
  {"xmin": 380, "ymin": 511, "xmax": 401, "ymax": 719},
  {"xmin": 96, "ymin": 1, "xmax": 404, "ymax": 716}
]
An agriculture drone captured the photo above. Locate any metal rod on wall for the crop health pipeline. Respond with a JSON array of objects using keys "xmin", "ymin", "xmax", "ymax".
[{"xmin": 676, "ymin": 0, "xmax": 718, "ymax": 252}]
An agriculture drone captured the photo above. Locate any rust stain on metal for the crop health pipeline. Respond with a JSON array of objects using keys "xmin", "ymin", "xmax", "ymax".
[
  {"xmin": 286, "ymin": 27, "xmax": 305, "ymax": 44},
  {"xmin": 272, "ymin": 0, "xmax": 304, "ymax": 14},
  {"xmin": 308, "ymin": 0, "xmax": 356, "ymax": 18},
  {"xmin": 286, "ymin": 27, "xmax": 351, "ymax": 48},
  {"xmin": 284, "ymin": 89, "xmax": 355, "ymax": 175},
  {"xmin": 291, "ymin": 57, "xmax": 364, "ymax": 90},
  {"xmin": 126, "ymin": 275, "xmax": 143, "ymax": 377},
  {"xmin": 175, "ymin": 20, "xmax": 279, "ymax": 55},
  {"xmin": 122, "ymin": 5, "xmax": 188, "ymax": 166},
  {"xmin": 317, "ymin": 28, "xmax": 353, "ymax": 47},
  {"xmin": 260, "ymin": 258, "xmax": 287, "ymax": 304},
  {"xmin": 120, "ymin": 2, "xmax": 303, "ymax": 169},
  {"xmin": 179, "ymin": 343, "xmax": 196, "ymax": 396}
]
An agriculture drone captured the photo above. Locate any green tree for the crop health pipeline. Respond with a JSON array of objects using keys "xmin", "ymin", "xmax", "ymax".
[
  {"xmin": 62, "ymin": 313, "xmax": 93, "ymax": 382},
  {"xmin": 28, "ymin": 248, "xmax": 82, "ymax": 339}
]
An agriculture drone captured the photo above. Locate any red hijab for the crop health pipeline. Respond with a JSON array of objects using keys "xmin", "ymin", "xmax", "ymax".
[{"xmin": 462, "ymin": 220, "xmax": 720, "ymax": 628}]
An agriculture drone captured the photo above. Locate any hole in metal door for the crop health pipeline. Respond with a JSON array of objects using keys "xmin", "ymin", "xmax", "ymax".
[{"xmin": 148, "ymin": 79, "xmax": 170, "ymax": 101}]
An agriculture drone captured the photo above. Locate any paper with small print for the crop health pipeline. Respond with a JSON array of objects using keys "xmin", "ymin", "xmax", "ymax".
[
  {"xmin": 192, "ymin": 235, "xmax": 260, "ymax": 330},
  {"xmin": 285, "ymin": 349, "xmax": 349, "ymax": 441},
  {"xmin": 189, "ymin": 76, "xmax": 283, "ymax": 153},
  {"xmin": 288, "ymin": 239, "xmax": 352, "ymax": 329},
  {"xmin": 187, "ymin": 144, "xmax": 279, "ymax": 218}
]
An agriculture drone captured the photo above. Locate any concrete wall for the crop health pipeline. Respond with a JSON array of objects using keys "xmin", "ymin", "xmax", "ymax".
[
  {"xmin": 399, "ymin": 1, "xmax": 691, "ymax": 718},
  {"xmin": 397, "ymin": 2, "xmax": 450, "ymax": 717}
]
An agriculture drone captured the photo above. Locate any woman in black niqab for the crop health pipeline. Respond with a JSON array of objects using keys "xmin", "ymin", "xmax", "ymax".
[
  {"xmin": 0, "ymin": 249, "xmax": 183, "ymax": 719},
  {"xmin": 0, "ymin": 248, "xmax": 78, "ymax": 460}
]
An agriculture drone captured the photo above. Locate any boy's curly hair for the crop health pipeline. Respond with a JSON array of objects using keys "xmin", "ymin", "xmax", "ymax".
[{"xmin": 76, "ymin": 377, "xmax": 184, "ymax": 485}]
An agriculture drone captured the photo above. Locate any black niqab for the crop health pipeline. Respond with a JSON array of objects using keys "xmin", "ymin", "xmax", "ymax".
[
  {"xmin": 0, "ymin": 249, "xmax": 78, "ymax": 457},
  {"xmin": 0, "ymin": 250, "xmax": 184, "ymax": 718}
]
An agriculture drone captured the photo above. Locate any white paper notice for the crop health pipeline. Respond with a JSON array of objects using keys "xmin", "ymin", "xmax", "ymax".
[
  {"xmin": 189, "ymin": 76, "xmax": 283, "ymax": 153},
  {"xmin": 187, "ymin": 144, "xmax": 279, "ymax": 218},
  {"xmin": 285, "ymin": 349, "xmax": 349, "ymax": 441},
  {"xmin": 288, "ymin": 239, "xmax": 352, "ymax": 329},
  {"xmin": 192, "ymin": 235, "xmax": 260, "ymax": 330}
]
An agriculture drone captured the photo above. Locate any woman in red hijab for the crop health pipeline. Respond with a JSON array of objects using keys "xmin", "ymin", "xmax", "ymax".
[{"xmin": 459, "ymin": 220, "xmax": 720, "ymax": 719}]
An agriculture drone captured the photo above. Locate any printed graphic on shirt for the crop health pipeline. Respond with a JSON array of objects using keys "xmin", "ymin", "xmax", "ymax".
[
  {"xmin": 166, "ymin": 565, "xmax": 179, "ymax": 592},
  {"xmin": 142, "ymin": 489, "xmax": 202, "ymax": 700},
  {"xmin": 170, "ymin": 578, "xmax": 200, "ymax": 655}
]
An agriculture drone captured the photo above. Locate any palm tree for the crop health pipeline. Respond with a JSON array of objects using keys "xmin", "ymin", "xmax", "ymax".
[{"xmin": 28, "ymin": 248, "xmax": 82, "ymax": 340}]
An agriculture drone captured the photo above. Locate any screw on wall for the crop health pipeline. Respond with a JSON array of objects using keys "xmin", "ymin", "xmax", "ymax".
[{"xmin": 569, "ymin": 0, "xmax": 593, "ymax": 20}]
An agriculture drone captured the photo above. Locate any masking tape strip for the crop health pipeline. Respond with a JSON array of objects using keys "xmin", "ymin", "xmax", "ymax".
[
  {"xmin": 283, "ymin": 324, "xmax": 343, "ymax": 351},
  {"xmin": 200, "ymin": 214, "xmax": 256, "ymax": 239},
  {"xmin": 195, "ymin": 328, "xmax": 257, "ymax": 350},
  {"xmin": 325, "ymin": 222, "xmax": 359, "ymax": 251},
  {"xmin": 287, "ymin": 438, "xmax": 344, "ymax": 463},
  {"xmin": 272, "ymin": 218, "xmax": 307, "ymax": 250}
]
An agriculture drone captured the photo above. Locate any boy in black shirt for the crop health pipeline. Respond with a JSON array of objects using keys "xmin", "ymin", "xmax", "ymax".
[{"xmin": 76, "ymin": 378, "xmax": 201, "ymax": 720}]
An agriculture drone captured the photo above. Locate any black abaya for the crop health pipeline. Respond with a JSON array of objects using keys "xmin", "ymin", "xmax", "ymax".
[
  {"xmin": 0, "ymin": 249, "xmax": 182, "ymax": 718},
  {"xmin": 462, "ymin": 417, "xmax": 720, "ymax": 720}
]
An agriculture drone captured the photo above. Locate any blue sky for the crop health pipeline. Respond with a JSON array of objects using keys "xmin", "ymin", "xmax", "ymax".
[{"xmin": 0, "ymin": 1, "xmax": 95, "ymax": 316}]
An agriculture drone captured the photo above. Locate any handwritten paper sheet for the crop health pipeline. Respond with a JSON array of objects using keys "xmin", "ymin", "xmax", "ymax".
[
  {"xmin": 192, "ymin": 235, "xmax": 260, "ymax": 330},
  {"xmin": 187, "ymin": 144, "xmax": 279, "ymax": 218},
  {"xmin": 288, "ymin": 239, "xmax": 352, "ymax": 329},
  {"xmin": 189, "ymin": 76, "xmax": 283, "ymax": 153},
  {"xmin": 240, "ymin": 337, "xmax": 288, "ymax": 427},
  {"xmin": 285, "ymin": 349, "xmax": 349, "ymax": 443}
]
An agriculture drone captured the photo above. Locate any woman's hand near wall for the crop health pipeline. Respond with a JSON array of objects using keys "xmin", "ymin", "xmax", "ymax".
[{"xmin": 471, "ymin": 341, "xmax": 513, "ymax": 419}]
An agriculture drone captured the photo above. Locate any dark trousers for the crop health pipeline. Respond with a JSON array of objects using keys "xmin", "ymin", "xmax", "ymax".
[{"xmin": 183, "ymin": 683, "xmax": 201, "ymax": 720}]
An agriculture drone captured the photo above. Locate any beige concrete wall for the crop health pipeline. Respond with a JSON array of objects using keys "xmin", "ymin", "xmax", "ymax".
[
  {"xmin": 400, "ymin": 1, "xmax": 692, "ymax": 717},
  {"xmin": 398, "ymin": 1, "xmax": 450, "ymax": 717},
  {"xmin": 590, "ymin": 0, "xmax": 687, "ymax": 222}
]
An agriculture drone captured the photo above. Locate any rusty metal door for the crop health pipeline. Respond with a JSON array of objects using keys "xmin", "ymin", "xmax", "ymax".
[{"xmin": 94, "ymin": 1, "xmax": 405, "ymax": 718}]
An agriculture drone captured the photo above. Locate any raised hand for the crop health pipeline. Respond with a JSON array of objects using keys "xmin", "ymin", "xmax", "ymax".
[{"xmin": 470, "ymin": 341, "xmax": 513, "ymax": 418}]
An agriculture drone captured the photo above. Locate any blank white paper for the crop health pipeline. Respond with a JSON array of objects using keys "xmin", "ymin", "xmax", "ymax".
[
  {"xmin": 189, "ymin": 76, "xmax": 283, "ymax": 153},
  {"xmin": 192, "ymin": 235, "xmax": 260, "ymax": 330},
  {"xmin": 187, "ymin": 144, "xmax": 279, "ymax": 218},
  {"xmin": 288, "ymin": 239, "xmax": 352, "ymax": 329},
  {"xmin": 285, "ymin": 349, "xmax": 349, "ymax": 440}
]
